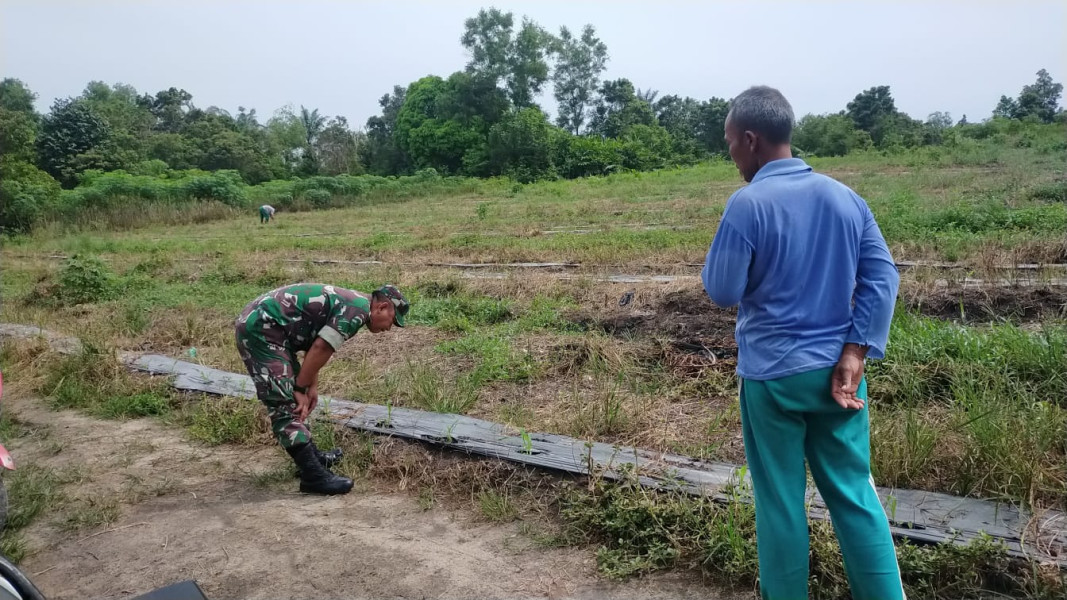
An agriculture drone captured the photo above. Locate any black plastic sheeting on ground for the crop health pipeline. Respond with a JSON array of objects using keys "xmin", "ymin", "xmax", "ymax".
[{"xmin": 129, "ymin": 353, "xmax": 1066, "ymax": 566}]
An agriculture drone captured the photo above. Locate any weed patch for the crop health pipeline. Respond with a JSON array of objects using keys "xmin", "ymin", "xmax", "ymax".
[
  {"xmin": 59, "ymin": 496, "xmax": 120, "ymax": 532},
  {"xmin": 186, "ymin": 395, "xmax": 267, "ymax": 446}
]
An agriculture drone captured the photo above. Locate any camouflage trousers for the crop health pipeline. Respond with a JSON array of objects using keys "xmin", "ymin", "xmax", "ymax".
[{"xmin": 235, "ymin": 313, "xmax": 311, "ymax": 449}]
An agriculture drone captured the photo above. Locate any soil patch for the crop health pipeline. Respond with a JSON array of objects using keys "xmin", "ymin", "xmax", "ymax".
[
  {"xmin": 902, "ymin": 286, "xmax": 1067, "ymax": 323},
  {"xmin": 3, "ymin": 393, "xmax": 742, "ymax": 600}
]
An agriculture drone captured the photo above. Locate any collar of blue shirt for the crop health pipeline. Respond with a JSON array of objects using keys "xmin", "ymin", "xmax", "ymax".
[{"xmin": 751, "ymin": 158, "xmax": 812, "ymax": 183}]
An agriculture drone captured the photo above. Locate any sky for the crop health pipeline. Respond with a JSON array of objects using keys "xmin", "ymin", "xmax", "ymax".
[{"xmin": 1, "ymin": 1, "xmax": 1065, "ymax": 128}]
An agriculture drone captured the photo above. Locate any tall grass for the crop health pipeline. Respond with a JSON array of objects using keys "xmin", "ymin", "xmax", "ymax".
[{"xmin": 869, "ymin": 313, "xmax": 1067, "ymax": 506}]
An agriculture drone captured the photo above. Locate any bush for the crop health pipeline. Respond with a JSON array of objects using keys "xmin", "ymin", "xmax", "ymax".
[
  {"xmin": 557, "ymin": 136, "xmax": 623, "ymax": 179},
  {"xmin": 55, "ymin": 254, "xmax": 118, "ymax": 305},
  {"xmin": 182, "ymin": 170, "xmax": 247, "ymax": 206},
  {"xmin": 304, "ymin": 188, "xmax": 332, "ymax": 207},
  {"xmin": 0, "ymin": 159, "xmax": 62, "ymax": 234}
]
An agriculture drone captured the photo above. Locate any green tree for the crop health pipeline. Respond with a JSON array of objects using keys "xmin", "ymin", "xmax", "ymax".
[
  {"xmin": 299, "ymin": 106, "xmax": 326, "ymax": 147},
  {"xmin": 0, "ymin": 78, "xmax": 37, "ymax": 114},
  {"xmin": 0, "ymin": 107, "xmax": 38, "ymax": 163},
  {"xmin": 139, "ymin": 87, "xmax": 193, "ymax": 133},
  {"xmin": 181, "ymin": 111, "xmax": 280, "ymax": 183},
  {"xmin": 926, "ymin": 111, "xmax": 953, "ymax": 130},
  {"xmin": 993, "ymin": 95, "xmax": 1019, "ymax": 119},
  {"xmin": 36, "ymin": 98, "xmax": 112, "ymax": 187},
  {"xmin": 362, "ymin": 85, "xmax": 410, "ymax": 175},
  {"xmin": 147, "ymin": 132, "xmax": 199, "ymax": 170},
  {"xmin": 461, "ymin": 9, "xmax": 551, "ymax": 108},
  {"xmin": 618, "ymin": 123, "xmax": 673, "ymax": 170},
  {"xmin": 652, "ymin": 95, "xmax": 706, "ymax": 158},
  {"xmin": 0, "ymin": 79, "xmax": 40, "ymax": 165},
  {"xmin": 589, "ymin": 78, "xmax": 655, "ymax": 138},
  {"xmin": 266, "ymin": 105, "xmax": 308, "ymax": 174},
  {"xmin": 923, "ymin": 111, "xmax": 953, "ymax": 145},
  {"xmin": 488, "ymin": 106, "xmax": 556, "ymax": 181},
  {"xmin": 0, "ymin": 157, "xmax": 61, "ymax": 233},
  {"xmin": 846, "ymin": 85, "xmax": 897, "ymax": 143},
  {"xmin": 315, "ymin": 116, "xmax": 363, "ymax": 175},
  {"xmin": 506, "ymin": 18, "xmax": 551, "ymax": 108},
  {"xmin": 694, "ymin": 97, "xmax": 729, "ymax": 155},
  {"xmin": 1015, "ymin": 68, "xmax": 1063, "ymax": 123},
  {"xmin": 793, "ymin": 113, "xmax": 872, "ymax": 156},
  {"xmin": 878, "ymin": 113, "xmax": 925, "ymax": 149},
  {"xmin": 395, "ymin": 73, "xmax": 508, "ymax": 175},
  {"xmin": 551, "ymin": 24, "xmax": 608, "ymax": 134},
  {"xmin": 80, "ymin": 81, "xmax": 154, "ymax": 168},
  {"xmin": 461, "ymin": 8, "xmax": 513, "ymax": 84}
]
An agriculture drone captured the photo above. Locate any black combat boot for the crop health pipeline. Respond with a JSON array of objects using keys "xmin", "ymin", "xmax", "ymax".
[
  {"xmin": 286, "ymin": 442, "xmax": 353, "ymax": 495},
  {"xmin": 291, "ymin": 442, "xmax": 345, "ymax": 478},
  {"xmin": 313, "ymin": 443, "xmax": 343, "ymax": 469}
]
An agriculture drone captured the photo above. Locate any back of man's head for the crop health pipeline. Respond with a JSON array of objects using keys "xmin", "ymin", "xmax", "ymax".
[{"xmin": 728, "ymin": 86, "xmax": 795, "ymax": 145}]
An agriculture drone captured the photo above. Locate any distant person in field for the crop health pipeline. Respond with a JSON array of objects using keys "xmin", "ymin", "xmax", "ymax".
[
  {"xmin": 234, "ymin": 283, "xmax": 410, "ymax": 495},
  {"xmin": 702, "ymin": 86, "xmax": 903, "ymax": 600},
  {"xmin": 259, "ymin": 204, "xmax": 276, "ymax": 224}
]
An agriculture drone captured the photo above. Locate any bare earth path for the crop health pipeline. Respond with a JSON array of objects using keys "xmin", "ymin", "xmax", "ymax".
[{"xmin": 5, "ymin": 392, "xmax": 744, "ymax": 600}]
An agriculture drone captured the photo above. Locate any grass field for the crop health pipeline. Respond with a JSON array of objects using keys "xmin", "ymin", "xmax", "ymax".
[{"xmin": 2, "ymin": 138, "xmax": 1066, "ymax": 598}]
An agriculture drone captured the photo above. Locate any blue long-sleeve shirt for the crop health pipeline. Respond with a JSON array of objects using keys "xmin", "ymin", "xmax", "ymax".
[{"xmin": 702, "ymin": 158, "xmax": 899, "ymax": 381}]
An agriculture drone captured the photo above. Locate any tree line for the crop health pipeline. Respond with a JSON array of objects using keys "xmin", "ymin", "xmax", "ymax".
[{"xmin": 1, "ymin": 7, "xmax": 1063, "ymax": 232}]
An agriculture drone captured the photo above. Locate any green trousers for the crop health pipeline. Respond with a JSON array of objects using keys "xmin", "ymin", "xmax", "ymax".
[{"xmin": 740, "ymin": 367, "xmax": 905, "ymax": 600}]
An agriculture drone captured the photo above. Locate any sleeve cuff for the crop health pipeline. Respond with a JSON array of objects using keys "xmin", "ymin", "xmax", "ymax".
[
  {"xmin": 317, "ymin": 326, "xmax": 345, "ymax": 350},
  {"xmin": 846, "ymin": 327, "xmax": 886, "ymax": 360}
]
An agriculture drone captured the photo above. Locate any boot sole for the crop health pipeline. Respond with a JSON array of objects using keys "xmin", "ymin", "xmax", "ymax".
[{"xmin": 299, "ymin": 483, "xmax": 354, "ymax": 495}]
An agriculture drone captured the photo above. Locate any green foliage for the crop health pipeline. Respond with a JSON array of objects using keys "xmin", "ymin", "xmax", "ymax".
[
  {"xmin": 93, "ymin": 393, "xmax": 172, "ymax": 419},
  {"xmin": 0, "ymin": 78, "xmax": 38, "ymax": 114},
  {"xmin": 1027, "ymin": 180, "xmax": 1067, "ymax": 203},
  {"xmin": 488, "ymin": 107, "xmax": 556, "ymax": 181},
  {"xmin": 37, "ymin": 98, "xmax": 112, "ymax": 187},
  {"xmin": 395, "ymin": 73, "xmax": 509, "ymax": 175},
  {"xmin": 410, "ymin": 294, "xmax": 513, "ymax": 331},
  {"xmin": 478, "ymin": 489, "xmax": 518, "ymax": 522},
  {"xmin": 187, "ymin": 396, "xmax": 263, "ymax": 445},
  {"xmin": 362, "ymin": 85, "xmax": 411, "ymax": 175},
  {"xmin": 0, "ymin": 107, "xmax": 38, "ymax": 163},
  {"xmin": 4, "ymin": 465, "xmax": 65, "ymax": 531},
  {"xmin": 562, "ymin": 473, "xmax": 1062, "ymax": 598},
  {"xmin": 0, "ymin": 158, "xmax": 61, "ymax": 234},
  {"xmin": 406, "ymin": 363, "xmax": 479, "ymax": 414},
  {"xmin": 555, "ymin": 135, "xmax": 623, "ymax": 178},
  {"xmin": 184, "ymin": 169, "xmax": 247, "ymax": 206},
  {"xmin": 847, "ymin": 85, "xmax": 898, "ymax": 140},
  {"xmin": 55, "ymin": 254, "xmax": 118, "ymax": 305},
  {"xmin": 589, "ymin": 78, "xmax": 655, "ymax": 138},
  {"xmin": 794, "ymin": 113, "xmax": 873, "ymax": 156},
  {"xmin": 551, "ymin": 24, "xmax": 609, "ymax": 135},
  {"xmin": 562, "ymin": 472, "xmax": 757, "ymax": 580},
  {"xmin": 996, "ymin": 69, "xmax": 1064, "ymax": 124},
  {"xmin": 437, "ymin": 333, "xmax": 537, "ymax": 385},
  {"xmin": 461, "ymin": 9, "xmax": 552, "ymax": 108},
  {"xmin": 868, "ymin": 314, "xmax": 1066, "ymax": 504}
]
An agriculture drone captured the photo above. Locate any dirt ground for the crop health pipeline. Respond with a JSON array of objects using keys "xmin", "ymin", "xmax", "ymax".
[{"xmin": 4, "ymin": 393, "xmax": 748, "ymax": 600}]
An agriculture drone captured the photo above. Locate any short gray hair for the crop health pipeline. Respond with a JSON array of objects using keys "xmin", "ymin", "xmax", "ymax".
[{"xmin": 727, "ymin": 86, "xmax": 795, "ymax": 144}]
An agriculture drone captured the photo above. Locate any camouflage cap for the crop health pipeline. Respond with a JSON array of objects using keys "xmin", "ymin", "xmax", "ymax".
[{"xmin": 377, "ymin": 284, "xmax": 409, "ymax": 327}]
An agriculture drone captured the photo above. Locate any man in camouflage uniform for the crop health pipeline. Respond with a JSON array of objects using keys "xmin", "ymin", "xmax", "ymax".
[{"xmin": 235, "ymin": 283, "xmax": 409, "ymax": 495}]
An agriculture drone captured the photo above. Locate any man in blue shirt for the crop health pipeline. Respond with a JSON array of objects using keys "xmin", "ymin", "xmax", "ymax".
[{"xmin": 703, "ymin": 86, "xmax": 904, "ymax": 600}]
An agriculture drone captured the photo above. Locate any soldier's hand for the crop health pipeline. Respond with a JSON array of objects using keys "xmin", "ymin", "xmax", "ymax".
[
  {"xmin": 308, "ymin": 384, "xmax": 320, "ymax": 416},
  {"xmin": 294, "ymin": 390, "xmax": 312, "ymax": 422}
]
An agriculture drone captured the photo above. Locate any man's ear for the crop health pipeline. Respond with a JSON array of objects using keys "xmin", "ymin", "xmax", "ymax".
[{"xmin": 744, "ymin": 130, "xmax": 758, "ymax": 152}]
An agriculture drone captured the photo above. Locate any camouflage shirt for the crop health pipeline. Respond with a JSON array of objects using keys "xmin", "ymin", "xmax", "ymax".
[{"xmin": 237, "ymin": 283, "xmax": 371, "ymax": 352}]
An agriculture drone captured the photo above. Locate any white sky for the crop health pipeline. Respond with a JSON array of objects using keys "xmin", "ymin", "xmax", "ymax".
[{"xmin": 2, "ymin": 1, "xmax": 1064, "ymax": 127}]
